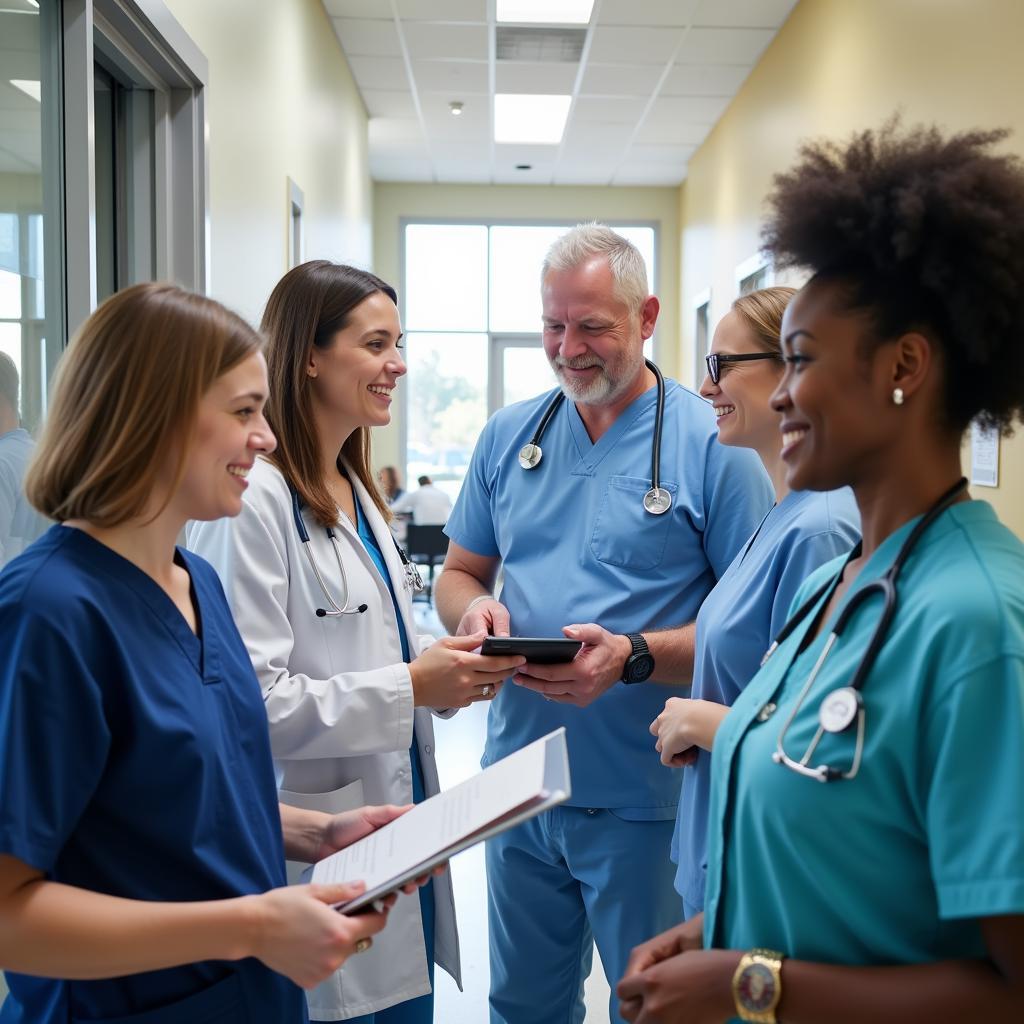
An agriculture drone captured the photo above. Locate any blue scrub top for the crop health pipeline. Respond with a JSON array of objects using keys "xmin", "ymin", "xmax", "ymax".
[
  {"xmin": 672, "ymin": 488, "xmax": 860, "ymax": 912},
  {"xmin": 445, "ymin": 381, "xmax": 774, "ymax": 810},
  {"xmin": 704, "ymin": 501, "xmax": 1024, "ymax": 973},
  {"xmin": 0, "ymin": 526, "xmax": 304, "ymax": 1024}
]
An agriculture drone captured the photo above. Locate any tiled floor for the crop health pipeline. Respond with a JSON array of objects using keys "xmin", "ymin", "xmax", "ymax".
[{"xmin": 417, "ymin": 602, "xmax": 613, "ymax": 1024}]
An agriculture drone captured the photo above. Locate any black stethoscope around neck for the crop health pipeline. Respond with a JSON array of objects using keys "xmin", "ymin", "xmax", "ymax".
[
  {"xmin": 765, "ymin": 476, "xmax": 969, "ymax": 783},
  {"xmin": 288, "ymin": 483, "xmax": 424, "ymax": 619},
  {"xmin": 518, "ymin": 358, "xmax": 672, "ymax": 516}
]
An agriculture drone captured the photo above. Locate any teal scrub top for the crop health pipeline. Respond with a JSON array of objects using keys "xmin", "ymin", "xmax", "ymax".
[
  {"xmin": 704, "ymin": 501, "xmax": 1024, "ymax": 969},
  {"xmin": 672, "ymin": 488, "xmax": 860, "ymax": 912}
]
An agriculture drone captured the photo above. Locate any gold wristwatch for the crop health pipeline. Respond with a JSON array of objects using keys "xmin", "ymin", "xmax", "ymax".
[{"xmin": 731, "ymin": 948, "xmax": 784, "ymax": 1023}]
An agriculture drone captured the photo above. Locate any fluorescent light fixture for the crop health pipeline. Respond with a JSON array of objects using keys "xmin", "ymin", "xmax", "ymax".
[
  {"xmin": 10, "ymin": 79, "xmax": 40, "ymax": 102},
  {"xmin": 496, "ymin": 0, "xmax": 594, "ymax": 24},
  {"xmin": 495, "ymin": 94, "xmax": 571, "ymax": 144}
]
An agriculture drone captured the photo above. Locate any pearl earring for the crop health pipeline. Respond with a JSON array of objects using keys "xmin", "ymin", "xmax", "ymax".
[{"xmin": 892, "ymin": 387, "xmax": 904, "ymax": 406}]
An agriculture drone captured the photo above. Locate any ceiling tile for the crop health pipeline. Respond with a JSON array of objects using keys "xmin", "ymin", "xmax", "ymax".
[
  {"xmin": 324, "ymin": 0, "xmax": 388, "ymax": 17},
  {"xmin": 494, "ymin": 166, "xmax": 555, "ymax": 184},
  {"xmin": 661, "ymin": 63, "xmax": 751, "ymax": 96},
  {"xmin": 676, "ymin": 27, "xmax": 774, "ymax": 64},
  {"xmin": 562, "ymin": 119, "xmax": 633, "ymax": 151},
  {"xmin": 495, "ymin": 61, "xmax": 579, "ymax": 94},
  {"xmin": 347, "ymin": 55, "xmax": 410, "ymax": 91},
  {"xmin": 597, "ymin": 0, "xmax": 702, "ymax": 27},
  {"xmin": 333, "ymin": 18, "xmax": 402, "ymax": 57},
  {"xmin": 572, "ymin": 96, "xmax": 648, "ymax": 123},
  {"xmin": 553, "ymin": 165, "xmax": 616, "ymax": 185},
  {"xmin": 360, "ymin": 89, "xmax": 418, "ymax": 118},
  {"xmin": 369, "ymin": 117, "xmax": 427, "ymax": 152},
  {"xmin": 645, "ymin": 94, "xmax": 732, "ymax": 122},
  {"xmin": 579, "ymin": 63, "xmax": 663, "ymax": 97},
  {"xmin": 411, "ymin": 59, "xmax": 489, "ymax": 94},
  {"xmin": 691, "ymin": 0, "xmax": 799, "ymax": 29},
  {"xmin": 612, "ymin": 164, "xmax": 687, "ymax": 186},
  {"xmin": 587, "ymin": 26, "xmax": 685, "ymax": 64},
  {"xmin": 419, "ymin": 94, "xmax": 490, "ymax": 140},
  {"xmin": 634, "ymin": 118, "xmax": 711, "ymax": 146},
  {"xmin": 396, "ymin": 0, "xmax": 486, "ymax": 21},
  {"xmin": 370, "ymin": 153, "xmax": 435, "ymax": 181},
  {"xmin": 628, "ymin": 143, "xmax": 697, "ymax": 164},
  {"xmin": 494, "ymin": 142, "xmax": 560, "ymax": 164},
  {"xmin": 403, "ymin": 22, "xmax": 489, "ymax": 60},
  {"xmin": 435, "ymin": 160, "xmax": 493, "ymax": 183}
]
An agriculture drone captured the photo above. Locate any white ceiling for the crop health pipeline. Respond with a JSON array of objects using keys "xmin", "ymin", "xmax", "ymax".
[{"xmin": 323, "ymin": 0, "xmax": 799, "ymax": 186}]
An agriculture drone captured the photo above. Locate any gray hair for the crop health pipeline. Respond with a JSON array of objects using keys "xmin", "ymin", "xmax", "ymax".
[{"xmin": 541, "ymin": 222, "xmax": 649, "ymax": 314}]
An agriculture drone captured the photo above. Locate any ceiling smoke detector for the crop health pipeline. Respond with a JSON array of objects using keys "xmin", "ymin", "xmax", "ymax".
[{"xmin": 449, "ymin": 101, "xmax": 464, "ymax": 116}]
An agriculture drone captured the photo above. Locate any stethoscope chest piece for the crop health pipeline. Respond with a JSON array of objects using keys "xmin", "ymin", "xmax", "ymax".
[
  {"xmin": 818, "ymin": 686, "xmax": 861, "ymax": 733},
  {"xmin": 518, "ymin": 442, "xmax": 543, "ymax": 470},
  {"xmin": 643, "ymin": 487, "xmax": 672, "ymax": 516}
]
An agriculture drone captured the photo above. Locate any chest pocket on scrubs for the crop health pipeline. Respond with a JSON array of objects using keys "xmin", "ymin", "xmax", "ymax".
[{"xmin": 590, "ymin": 475, "xmax": 678, "ymax": 571}]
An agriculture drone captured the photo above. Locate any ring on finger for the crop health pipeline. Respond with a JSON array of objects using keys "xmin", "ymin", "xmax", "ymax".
[
  {"xmin": 355, "ymin": 938, "xmax": 372, "ymax": 954},
  {"xmin": 481, "ymin": 683, "xmax": 493, "ymax": 697}
]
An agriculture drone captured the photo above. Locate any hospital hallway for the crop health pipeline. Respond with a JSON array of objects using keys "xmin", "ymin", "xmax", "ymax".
[{"xmin": 415, "ymin": 602, "xmax": 613, "ymax": 1024}]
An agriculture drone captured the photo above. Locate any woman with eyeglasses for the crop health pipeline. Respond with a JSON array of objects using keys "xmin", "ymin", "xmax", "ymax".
[
  {"xmin": 620, "ymin": 122, "xmax": 1024, "ymax": 1023},
  {"xmin": 650, "ymin": 287, "xmax": 859, "ymax": 922}
]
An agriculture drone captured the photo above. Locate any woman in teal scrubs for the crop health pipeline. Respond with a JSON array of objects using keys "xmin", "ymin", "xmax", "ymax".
[
  {"xmin": 650, "ymin": 287, "xmax": 859, "ymax": 922},
  {"xmin": 619, "ymin": 123, "xmax": 1024, "ymax": 1022},
  {"xmin": 0, "ymin": 284, "xmax": 401, "ymax": 1024}
]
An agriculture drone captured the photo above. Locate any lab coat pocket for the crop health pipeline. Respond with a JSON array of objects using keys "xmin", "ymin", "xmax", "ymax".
[
  {"xmin": 72, "ymin": 972, "xmax": 245, "ymax": 1023},
  {"xmin": 279, "ymin": 777, "xmax": 366, "ymax": 815},
  {"xmin": 281, "ymin": 779, "xmax": 367, "ymax": 884},
  {"xmin": 590, "ymin": 475, "xmax": 678, "ymax": 571}
]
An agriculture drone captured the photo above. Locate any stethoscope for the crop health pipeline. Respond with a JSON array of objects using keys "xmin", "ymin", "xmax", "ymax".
[
  {"xmin": 765, "ymin": 476, "xmax": 968, "ymax": 783},
  {"xmin": 289, "ymin": 485, "xmax": 424, "ymax": 619},
  {"xmin": 518, "ymin": 359, "xmax": 672, "ymax": 515}
]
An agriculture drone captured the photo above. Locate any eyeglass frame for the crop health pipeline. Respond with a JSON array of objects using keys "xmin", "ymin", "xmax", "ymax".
[{"xmin": 705, "ymin": 351, "xmax": 781, "ymax": 385}]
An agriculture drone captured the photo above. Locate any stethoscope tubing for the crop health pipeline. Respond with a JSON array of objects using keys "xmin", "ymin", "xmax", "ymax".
[
  {"xmin": 768, "ymin": 476, "xmax": 968, "ymax": 782},
  {"xmin": 520, "ymin": 358, "xmax": 670, "ymax": 514}
]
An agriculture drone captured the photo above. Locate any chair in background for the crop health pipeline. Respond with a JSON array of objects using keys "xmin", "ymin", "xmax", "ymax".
[{"xmin": 405, "ymin": 524, "xmax": 449, "ymax": 606}]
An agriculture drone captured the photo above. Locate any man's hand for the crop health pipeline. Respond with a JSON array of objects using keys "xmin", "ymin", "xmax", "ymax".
[
  {"xmin": 315, "ymin": 805, "xmax": 411, "ymax": 863},
  {"xmin": 455, "ymin": 597, "xmax": 510, "ymax": 638},
  {"xmin": 513, "ymin": 623, "xmax": 632, "ymax": 708}
]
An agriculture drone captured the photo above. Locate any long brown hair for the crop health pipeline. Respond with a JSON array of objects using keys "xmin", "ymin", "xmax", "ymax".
[
  {"xmin": 26, "ymin": 283, "xmax": 261, "ymax": 526},
  {"xmin": 261, "ymin": 260, "xmax": 396, "ymax": 526}
]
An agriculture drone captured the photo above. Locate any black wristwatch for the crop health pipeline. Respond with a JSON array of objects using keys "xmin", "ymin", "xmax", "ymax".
[{"xmin": 622, "ymin": 633, "xmax": 655, "ymax": 684}]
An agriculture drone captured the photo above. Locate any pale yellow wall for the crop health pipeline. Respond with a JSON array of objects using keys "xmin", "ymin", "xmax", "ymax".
[
  {"xmin": 680, "ymin": 0, "xmax": 1024, "ymax": 536},
  {"xmin": 164, "ymin": 0, "xmax": 373, "ymax": 326},
  {"xmin": 372, "ymin": 182, "xmax": 680, "ymax": 467}
]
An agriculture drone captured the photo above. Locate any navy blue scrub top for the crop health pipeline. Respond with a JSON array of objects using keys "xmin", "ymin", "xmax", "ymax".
[{"xmin": 0, "ymin": 526, "xmax": 305, "ymax": 1024}]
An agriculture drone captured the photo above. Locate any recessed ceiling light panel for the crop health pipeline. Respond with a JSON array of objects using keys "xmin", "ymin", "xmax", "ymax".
[
  {"xmin": 494, "ymin": 94, "xmax": 571, "ymax": 145},
  {"xmin": 496, "ymin": 1, "xmax": 595, "ymax": 25}
]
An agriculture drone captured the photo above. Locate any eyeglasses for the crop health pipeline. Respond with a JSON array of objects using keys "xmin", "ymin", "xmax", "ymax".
[{"xmin": 705, "ymin": 352, "xmax": 780, "ymax": 385}]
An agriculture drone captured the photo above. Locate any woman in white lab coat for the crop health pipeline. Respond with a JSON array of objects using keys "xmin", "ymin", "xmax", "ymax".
[{"xmin": 188, "ymin": 261, "xmax": 522, "ymax": 1023}]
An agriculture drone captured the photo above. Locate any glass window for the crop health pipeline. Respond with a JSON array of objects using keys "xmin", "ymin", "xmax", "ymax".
[
  {"xmin": 404, "ymin": 332, "xmax": 488, "ymax": 504},
  {"xmin": 0, "ymin": 0, "xmax": 63, "ymax": 569},
  {"xmin": 404, "ymin": 224, "xmax": 488, "ymax": 332},
  {"xmin": 502, "ymin": 344, "xmax": 554, "ymax": 407},
  {"xmin": 488, "ymin": 224, "xmax": 569, "ymax": 333}
]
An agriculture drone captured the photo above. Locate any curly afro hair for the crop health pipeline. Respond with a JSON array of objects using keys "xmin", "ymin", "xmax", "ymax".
[{"xmin": 762, "ymin": 119, "xmax": 1024, "ymax": 434}]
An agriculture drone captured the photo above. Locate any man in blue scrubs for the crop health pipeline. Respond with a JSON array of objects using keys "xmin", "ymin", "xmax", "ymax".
[{"xmin": 436, "ymin": 224, "xmax": 773, "ymax": 1023}]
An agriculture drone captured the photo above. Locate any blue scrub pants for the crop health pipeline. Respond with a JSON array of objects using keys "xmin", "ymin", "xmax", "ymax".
[
  {"xmin": 486, "ymin": 806, "xmax": 678, "ymax": 1024},
  {"xmin": 346, "ymin": 739, "xmax": 435, "ymax": 1024}
]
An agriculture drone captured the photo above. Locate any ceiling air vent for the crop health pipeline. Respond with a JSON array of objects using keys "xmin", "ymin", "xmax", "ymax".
[{"xmin": 496, "ymin": 26, "xmax": 587, "ymax": 63}]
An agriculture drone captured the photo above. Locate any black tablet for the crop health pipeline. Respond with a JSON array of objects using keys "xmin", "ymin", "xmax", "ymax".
[{"xmin": 481, "ymin": 636, "xmax": 582, "ymax": 663}]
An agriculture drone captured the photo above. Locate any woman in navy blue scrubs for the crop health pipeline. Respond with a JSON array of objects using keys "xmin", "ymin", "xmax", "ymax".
[{"xmin": 0, "ymin": 283, "xmax": 403, "ymax": 1023}]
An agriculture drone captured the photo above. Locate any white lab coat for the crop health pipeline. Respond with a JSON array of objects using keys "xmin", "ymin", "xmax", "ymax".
[{"xmin": 187, "ymin": 457, "xmax": 460, "ymax": 1020}]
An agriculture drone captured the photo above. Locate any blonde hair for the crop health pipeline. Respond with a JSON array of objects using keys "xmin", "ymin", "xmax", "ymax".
[
  {"xmin": 542, "ymin": 223, "xmax": 649, "ymax": 314},
  {"xmin": 731, "ymin": 286, "xmax": 798, "ymax": 355},
  {"xmin": 26, "ymin": 283, "xmax": 262, "ymax": 525},
  {"xmin": 261, "ymin": 261, "xmax": 396, "ymax": 528}
]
